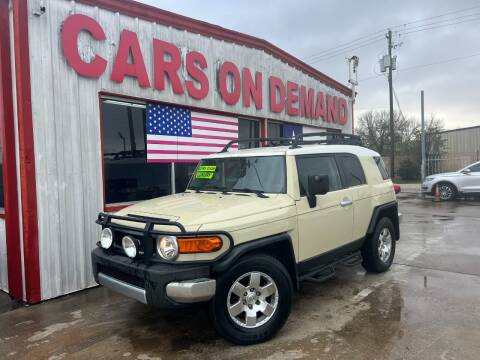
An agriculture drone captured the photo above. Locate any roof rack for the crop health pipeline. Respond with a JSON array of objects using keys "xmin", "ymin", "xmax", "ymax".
[
  {"xmin": 291, "ymin": 132, "xmax": 363, "ymax": 148},
  {"xmin": 220, "ymin": 137, "xmax": 294, "ymax": 152},
  {"xmin": 220, "ymin": 132, "xmax": 363, "ymax": 152}
]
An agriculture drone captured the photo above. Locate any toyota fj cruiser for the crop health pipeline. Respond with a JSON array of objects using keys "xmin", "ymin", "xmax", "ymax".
[{"xmin": 92, "ymin": 133, "xmax": 401, "ymax": 345}]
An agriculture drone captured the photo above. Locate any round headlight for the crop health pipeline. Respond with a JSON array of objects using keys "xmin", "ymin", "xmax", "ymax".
[
  {"xmin": 100, "ymin": 228, "xmax": 113, "ymax": 249},
  {"xmin": 156, "ymin": 236, "xmax": 178, "ymax": 260},
  {"xmin": 122, "ymin": 236, "xmax": 138, "ymax": 258}
]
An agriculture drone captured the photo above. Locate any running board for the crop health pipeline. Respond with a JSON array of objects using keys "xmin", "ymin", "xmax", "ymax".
[{"xmin": 300, "ymin": 251, "xmax": 362, "ymax": 284}]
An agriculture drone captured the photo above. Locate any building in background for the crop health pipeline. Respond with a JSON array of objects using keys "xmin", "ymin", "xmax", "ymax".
[
  {"xmin": 0, "ymin": 0, "xmax": 354, "ymax": 303},
  {"xmin": 427, "ymin": 125, "xmax": 480, "ymax": 175}
]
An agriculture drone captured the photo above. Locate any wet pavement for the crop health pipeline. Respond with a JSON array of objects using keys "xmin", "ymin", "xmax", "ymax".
[{"xmin": 1, "ymin": 194, "xmax": 480, "ymax": 359}]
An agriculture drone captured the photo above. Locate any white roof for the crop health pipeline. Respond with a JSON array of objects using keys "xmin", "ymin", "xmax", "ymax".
[{"xmin": 206, "ymin": 144, "xmax": 380, "ymax": 159}]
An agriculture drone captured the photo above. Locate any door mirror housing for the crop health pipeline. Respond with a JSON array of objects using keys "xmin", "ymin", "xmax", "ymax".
[
  {"xmin": 306, "ymin": 175, "xmax": 329, "ymax": 208},
  {"xmin": 461, "ymin": 168, "xmax": 471, "ymax": 174}
]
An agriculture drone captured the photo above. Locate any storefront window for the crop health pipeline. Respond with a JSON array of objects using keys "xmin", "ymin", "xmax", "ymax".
[
  {"xmin": 238, "ymin": 119, "xmax": 259, "ymax": 149},
  {"xmin": 175, "ymin": 163, "xmax": 197, "ymax": 192},
  {"xmin": 268, "ymin": 122, "xmax": 283, "ymax": 139},
  {"xmin": 101, "ymin": 99, "xmax": 171, "ymax": 204}
]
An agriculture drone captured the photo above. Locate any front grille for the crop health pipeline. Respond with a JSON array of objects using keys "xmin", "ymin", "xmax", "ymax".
[{"xmin": 97, "ymin": 264, "xmax": 145, "ymax": 288}]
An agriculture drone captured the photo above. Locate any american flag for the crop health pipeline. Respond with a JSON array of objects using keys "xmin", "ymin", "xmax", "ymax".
[{"xmin": 146, "ymin": 103, "xmax": 238, "ymax": 163}]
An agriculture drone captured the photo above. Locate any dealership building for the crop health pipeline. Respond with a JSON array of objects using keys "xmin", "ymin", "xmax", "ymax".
[{"xmin": 0, "ymin": 0, "xmax": 354, "ymax": 303}]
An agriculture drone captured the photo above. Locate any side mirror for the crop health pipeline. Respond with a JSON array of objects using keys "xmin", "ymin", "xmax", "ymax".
[
  {"xmin": 461, "ymin": 168, "xmax": 471, "ymax": 175},
  {"xmin": 306, "ymin": 175, "xmax": 329, "ymax": 208}
]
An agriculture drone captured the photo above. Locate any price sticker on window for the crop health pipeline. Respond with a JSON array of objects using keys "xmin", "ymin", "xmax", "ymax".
[
  {"xmin": 198, "ymin": 165, "xmax": 217, "ymax": 172},
  {"xmin": 195, "ymin": 171, "xmax": 215, "ymax": 179},
  {"xmin": 195, "ymin": 165, "xmax": 216, "ymax": 179}
]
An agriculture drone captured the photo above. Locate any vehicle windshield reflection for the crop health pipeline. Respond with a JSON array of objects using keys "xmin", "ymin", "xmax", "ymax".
[{"xmin": 188, "ymin": 156, "xmax": 286, "ymax": 194}]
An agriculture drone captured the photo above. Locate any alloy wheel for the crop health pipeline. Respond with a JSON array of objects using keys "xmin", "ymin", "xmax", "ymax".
[
  {"xmin": 227, "ymin": 271, "xmax": 278, "ymax": 329},
  {"xmin": 378, "ymin": 228, "xmax": 392, "ymax": 263}
]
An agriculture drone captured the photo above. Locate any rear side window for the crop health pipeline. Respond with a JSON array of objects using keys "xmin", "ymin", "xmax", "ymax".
[
  {"xmin": 296, "ymin": 156, "xmax": 343, "ymax": 195},
  {"xmin": 336, "ymin": 155, "xmax": 366, "ymax": 187},
  {"xmin": 374, "ymin": 156, "xmax": 390, "ymax": 180}
]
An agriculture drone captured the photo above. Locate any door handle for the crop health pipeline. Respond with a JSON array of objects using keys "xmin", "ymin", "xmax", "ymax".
[{"xmin": 340, "ymin": 198, "xmax": 353, "ymax": 207}]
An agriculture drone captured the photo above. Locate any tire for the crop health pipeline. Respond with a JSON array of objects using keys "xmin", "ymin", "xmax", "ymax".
[
  {"xmin": 362, "ymin": 217, "xmax": 396, "ymax": 273},
  {"xmin": 437, "ymin": 182, "xmax": 457, "ymax": 201},
  {"xmin": 209, "ymin": 254, "xmax": 293, "ymax": 345}
]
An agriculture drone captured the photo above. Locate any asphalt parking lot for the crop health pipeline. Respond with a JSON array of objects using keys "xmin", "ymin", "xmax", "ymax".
[{"xmin": 1, "ymin": 193, "xmax": 480, "ymax": 360}]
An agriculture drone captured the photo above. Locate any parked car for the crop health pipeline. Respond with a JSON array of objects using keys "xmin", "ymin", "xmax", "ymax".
[
  {"xmin": 91, "ymin": 133, "xmax": 401, "ymax": 345},
  {"xmin": 421, "ymin": 161, "xmax": 480, "ymax": 200}
]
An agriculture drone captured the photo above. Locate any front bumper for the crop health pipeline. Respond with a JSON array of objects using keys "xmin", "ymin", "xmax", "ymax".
[
  {"xmin": 421, "ymin": 181, "xmax": 434, "ymax": 193},
  {"xmin": 92, "ymin": 248, "xmax": 215, "ymax": 308}
]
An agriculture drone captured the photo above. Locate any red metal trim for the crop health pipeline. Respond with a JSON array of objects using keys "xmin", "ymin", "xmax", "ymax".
[
  {"xmin": 105, "ymin": 203, "xmax": 131, "ymax": 213},
  {"xmin": 76, "ymin": 0, "xmax": 351, "ymax": 97},
  {"xmin": 0, "ymin": 0, "xmax": 23, "ymax": 300},
  {"xmin": 12, "ymin": 0, "xmax": 41, "ymax": 303}
]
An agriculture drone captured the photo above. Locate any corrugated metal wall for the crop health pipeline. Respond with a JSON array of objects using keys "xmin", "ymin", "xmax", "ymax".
[
  {"xmin": 441, "ymin": 126, "xmax": 480, "ymax": 158},
  {"xmin": 27, "ymin": 0, "xmax": 353, "ymax": 299}
]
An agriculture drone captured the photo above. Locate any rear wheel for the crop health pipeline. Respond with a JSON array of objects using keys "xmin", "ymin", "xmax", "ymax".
[
  {"xmin": 209, "ymin": 254, "xmax": 292, "ymax": 345},
  {"xmin": 437, "ymin": 183, "xmax": 456, "ymax": 201},
  {"xmin": 362, "ymin": 217, "xmax": 396, "ymax": 273}
]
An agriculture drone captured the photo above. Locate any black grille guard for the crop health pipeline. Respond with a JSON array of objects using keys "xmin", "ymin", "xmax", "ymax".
[{"xmin": 96, "ymin": 212, "xmax": 234, "ymax": 261}]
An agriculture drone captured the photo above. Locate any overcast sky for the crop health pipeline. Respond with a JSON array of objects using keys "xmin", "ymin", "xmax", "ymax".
[{"xmin": 138, "ymin": 0, "xmax": 480, "ymax": 130}]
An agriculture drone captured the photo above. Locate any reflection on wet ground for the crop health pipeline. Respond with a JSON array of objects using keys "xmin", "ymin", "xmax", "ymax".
[{"xmin": 1, "ymin": 194, "xmax": 480, "ymax": 359}]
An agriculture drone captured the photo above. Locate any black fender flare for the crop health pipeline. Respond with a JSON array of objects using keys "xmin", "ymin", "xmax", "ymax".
[
  {"xmin": 366, "ymin": 201, "xmax": 400, "ymax": 240},
  {"xmin": 211, "ymin": 233, "xmax": 299, "ymax": 289}
]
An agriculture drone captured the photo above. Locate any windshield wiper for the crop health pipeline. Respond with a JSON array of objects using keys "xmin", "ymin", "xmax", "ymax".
[
  {"xmin": 232, "ymin": 188, "xmax": 269, "ymax": 198},
  {"xmin": 187, "ymin": 186, "xmax": 203, "ymax": 193},
  {"xmin": 208, "ymin": 185, "xmax": 231, "ymax": 195}
]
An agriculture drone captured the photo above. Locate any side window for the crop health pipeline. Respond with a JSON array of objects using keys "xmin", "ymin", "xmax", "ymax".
[
  {"xmin": 296, "ymin": 156, "xmax": 343, "ymax": 196},
  {"xmin": 337, "ymin": 155, "xmax": 366, "ymax": 187},
  {"xmin": 374, "ymin": 156, "xmax": 390, "ymax": 180},
  {"xmin": 468, "ymin": 163, "xmax": 480, "ymax": 172}
]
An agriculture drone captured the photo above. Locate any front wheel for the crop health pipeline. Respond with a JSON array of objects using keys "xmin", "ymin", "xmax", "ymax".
[
  {"xmin": 362, "ymin": 217, "xmax": 396, "ymax": 273},
  {"xmin": 437, "ymin": 183, "xmax": 456, "ymax": 201},
  {"xmin": 209, "ymin": 254, "xmax": 292, "ymax": 345}
]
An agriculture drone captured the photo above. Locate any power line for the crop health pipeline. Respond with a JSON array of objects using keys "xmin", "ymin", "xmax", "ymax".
[
  {"xmin": 306, "ymin": 36, "xmax": 384, "ymax": 64},
  {"xmin": 396, "ymin": 11, "xmax": 480, "ymax": 33},
  {"xmin": 359, "ymin": 51, "xmax": 480, "ymax": 82},
  {"xmin": 301, "ymin": 4, "xmax": 480, "ymax": 63},
  {"xmin": 392, "ymin": 87, "xmax": 406, "ymax": 122},
  {"xmin": 302, "ymin": 30, "xmax": 385, "ymax": 60},
  {"xmin": 398, "ymin": 16, "xmax": 480, "ymax": 36},
  {"xmin": 390, "ymin": 4, "xmax": 480, "ymax": 30}
]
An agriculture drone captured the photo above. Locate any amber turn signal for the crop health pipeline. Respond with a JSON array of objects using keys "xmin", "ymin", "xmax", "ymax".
[{"xmin": 177, "ymin": 236, "xmax": 223, "ymax": 254}]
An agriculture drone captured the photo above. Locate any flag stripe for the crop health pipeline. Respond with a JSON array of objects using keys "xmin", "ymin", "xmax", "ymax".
[
  {"xmin": 192, "ymin": 125, "xmax": 238, "ymax": 133},
  {"xmin": 147, "ymin": 139, "xmax": 237, "ymax": 148},
  {"xmin": 148, "ymin": 144, "xmax": 228, "ymax": 152},
  {"xmin": 191, "ymin": 133, "xmax": 237, "ymax": 141},
  {"xmin": 191, "ymin": 117, "xmax": 238, "ymax": 126},
  {"xmin": 191, "ymin": 120, "xmax": 237, "ymax": 131},
  {"xmin": 148, "ymin": 149, "xmax": 214, "ymax": 155}
]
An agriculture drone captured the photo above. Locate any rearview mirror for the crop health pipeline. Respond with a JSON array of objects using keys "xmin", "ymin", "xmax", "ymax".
[
  {"xmin": 307, "ymin": 175, "xmax": 329, "ymax": 208},
  {"xmin": 461, "ymin": 168, "xmax": 471, "ymax": 174}
]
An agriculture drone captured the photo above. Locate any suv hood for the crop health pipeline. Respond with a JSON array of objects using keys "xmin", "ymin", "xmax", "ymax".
[{"xmin": 115, "ymin": 192, "xmax": 295, "ymax": 230}]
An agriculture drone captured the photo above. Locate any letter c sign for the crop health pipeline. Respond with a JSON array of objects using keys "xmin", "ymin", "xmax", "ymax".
[{"xmin": 61, "ymin": 14, "xmax": 107, "ymax": 78}]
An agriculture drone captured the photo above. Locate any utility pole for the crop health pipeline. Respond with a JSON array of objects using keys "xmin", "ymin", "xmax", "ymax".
[
  {"xmin": 421, "ymin": 90, "xmax": 426, "ymax": 182},
  {"xmin": 387, "ymin": 29, "xmax": 395, "ymax": 179}
]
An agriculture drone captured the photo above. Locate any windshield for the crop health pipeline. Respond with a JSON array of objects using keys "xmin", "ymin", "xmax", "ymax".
[{"xmin": 188, "ymin": 156, "xmax": 286, "ymax": 193}]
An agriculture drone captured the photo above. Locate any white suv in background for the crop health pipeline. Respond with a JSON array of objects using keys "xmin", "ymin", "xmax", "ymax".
[{"xmin": 422, "ymin": 161, "xmax": 480, "ymax": 200}]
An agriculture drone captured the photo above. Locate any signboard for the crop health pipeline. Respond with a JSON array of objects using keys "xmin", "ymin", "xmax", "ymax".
[{"xmin": 60, "ymin": 13, "xmax": 351, "ymax": 129}]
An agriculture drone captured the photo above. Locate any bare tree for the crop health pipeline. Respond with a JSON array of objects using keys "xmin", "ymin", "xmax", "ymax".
[{"xmin": 355, "ymin": 110, "xmax": 419, "ymax": 156}]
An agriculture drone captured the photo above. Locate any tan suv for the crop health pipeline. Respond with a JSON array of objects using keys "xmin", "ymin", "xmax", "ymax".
[{"xmin": 92, "ymin": 133, "xmax": 401, "ymax": 345}]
